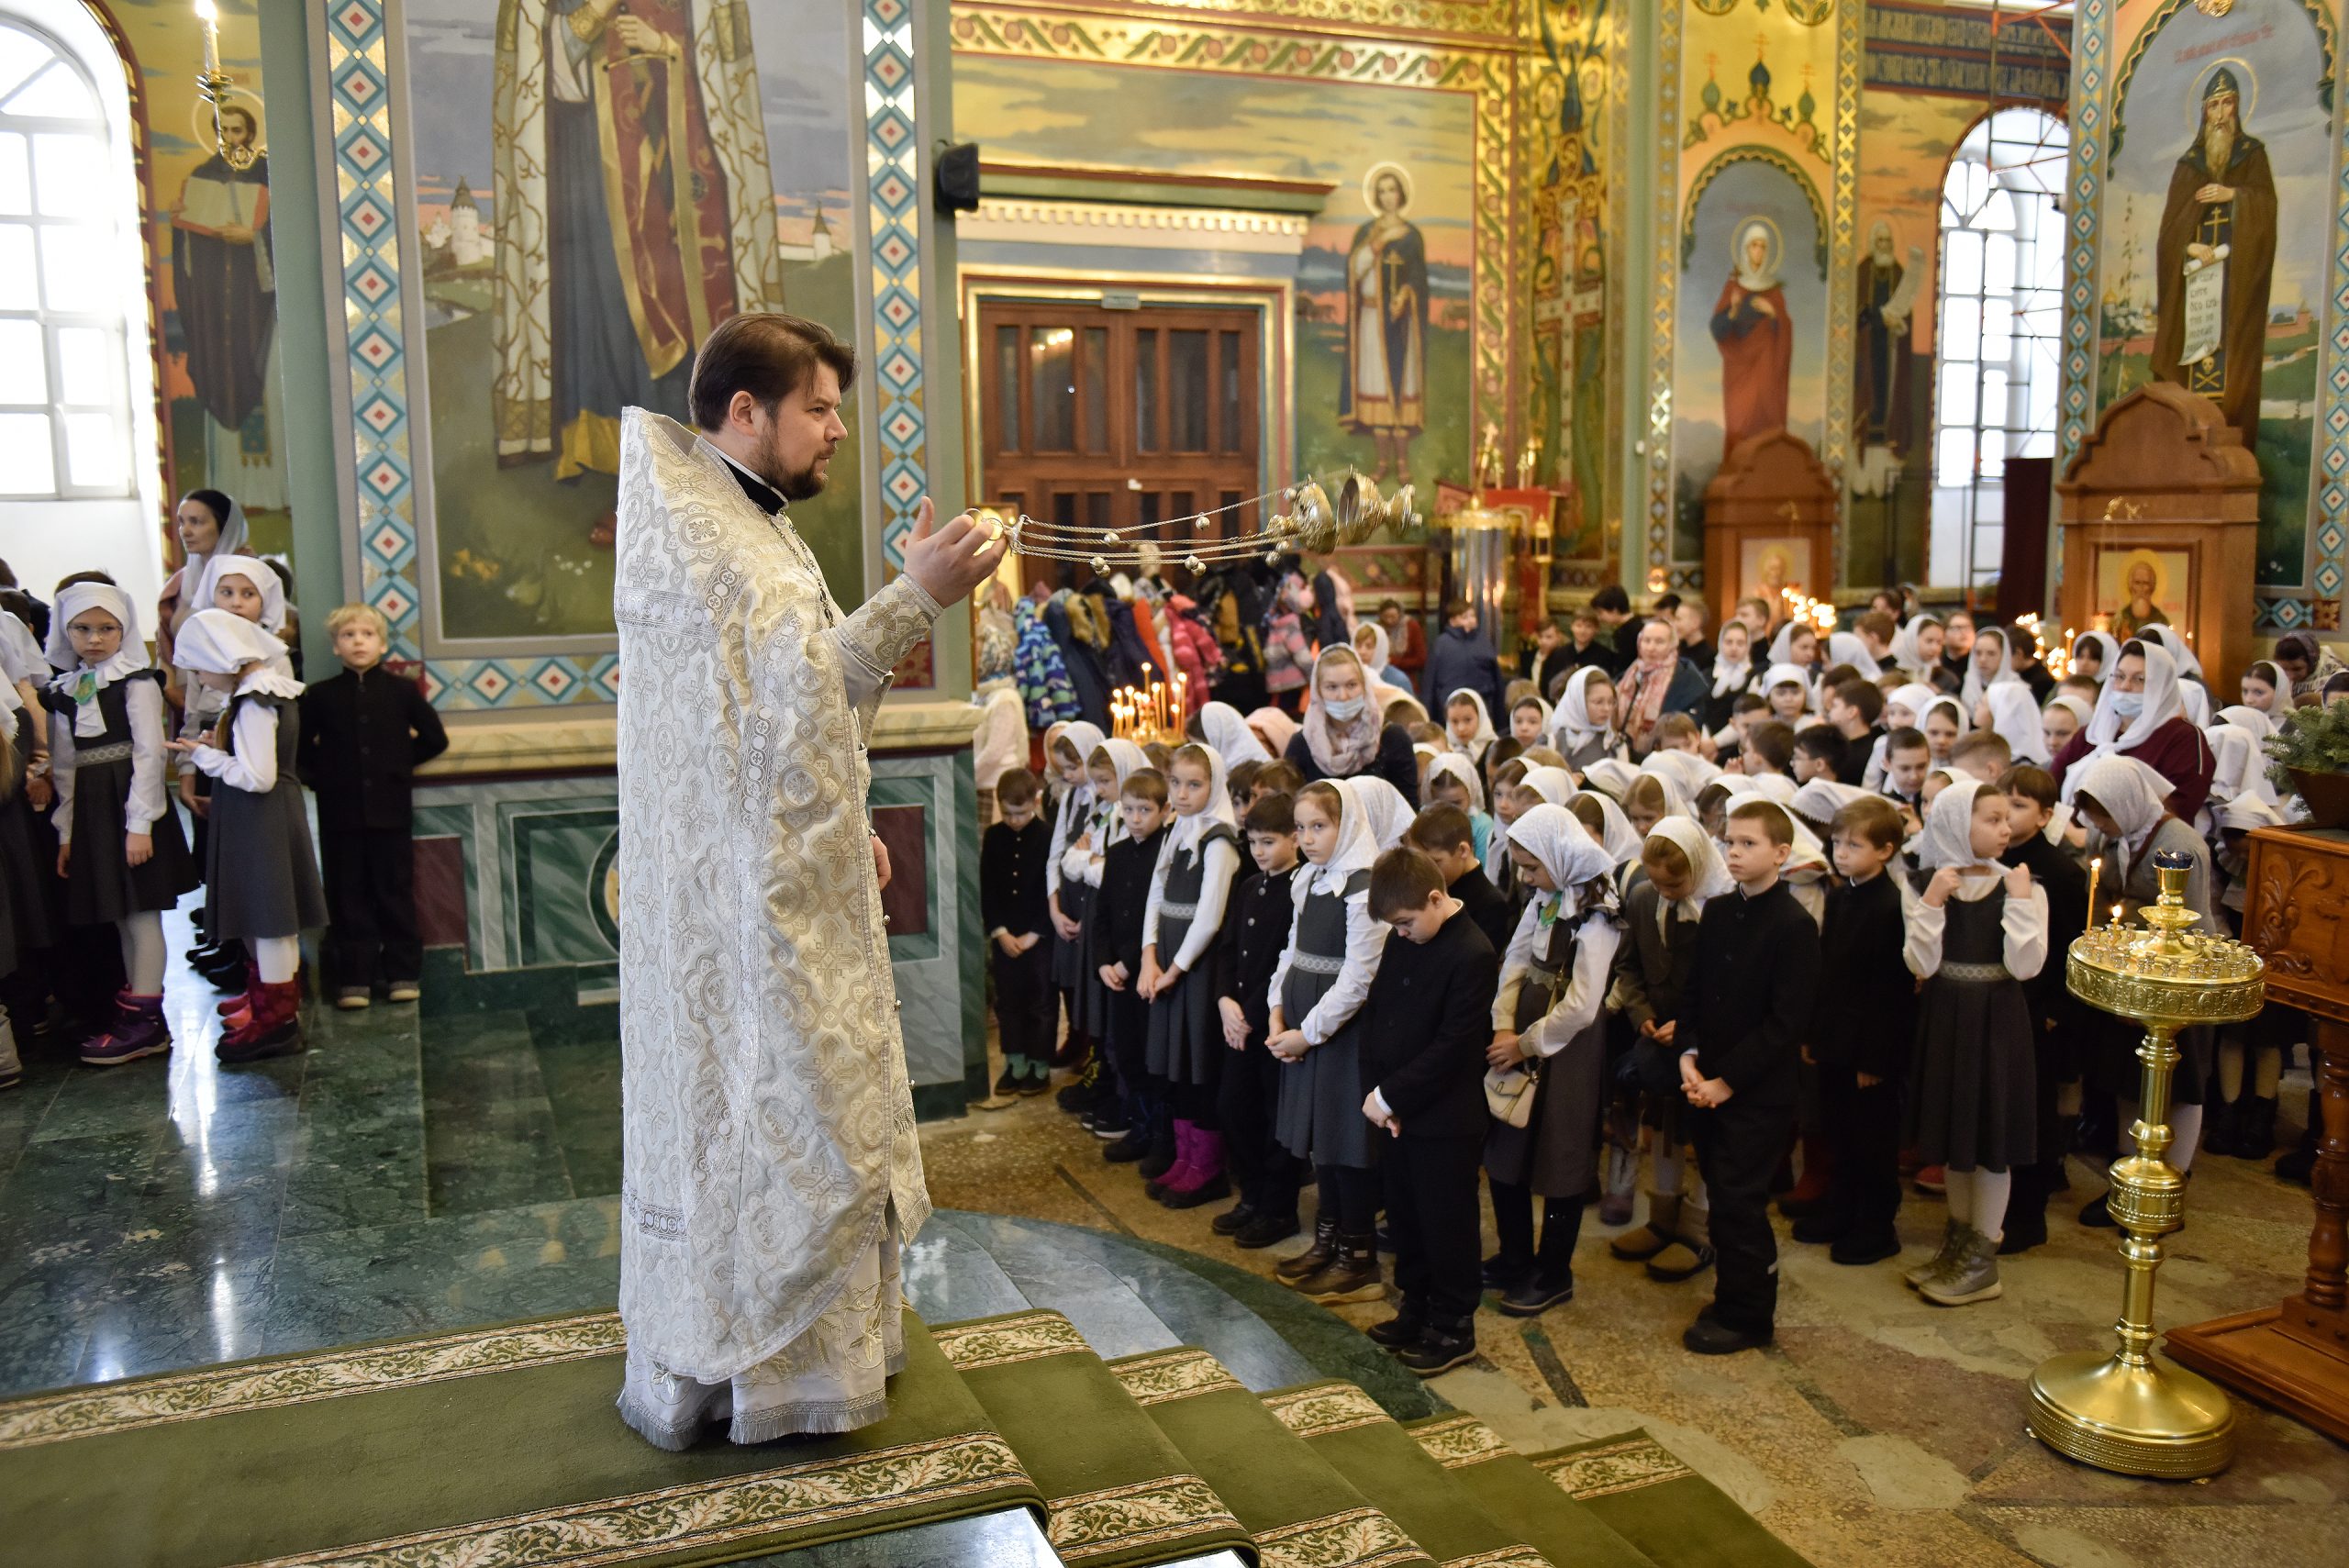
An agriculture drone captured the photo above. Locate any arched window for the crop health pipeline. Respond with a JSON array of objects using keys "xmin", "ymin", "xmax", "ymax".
[
  {"xmin": 0, "ymin": 15, "xmax": 134, "ymax": 499},
  {"xmin": 1930, "ymin": 107, "xmax": 2067, "ymax": 593}
]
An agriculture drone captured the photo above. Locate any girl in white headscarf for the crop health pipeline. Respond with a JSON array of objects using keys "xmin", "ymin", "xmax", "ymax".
[
  {"xmin": 1703, "ymin": 617, "xmax": 1763, "ymax": 737},
  {"xmin": 1579, "ymin": 757, "xmax": 1640, "ymax": 802},
  {"xmin": 1918, "ymin": 695, "xmax": 1968, "ymax": 766},
  {"xmin": 1789, "ymin": 777, "xmax": 1867, "ymax": 839},
  {"xmin": 168, "ymin": 609, "xmax": 325, "ymax": 1060},
  {"xmin": 158, "ymin": 487, "xmax": 250, "ymax": 674},
  {"xmin": 2069, "ymin": 754, "xmax": 2219, "ymax": 1208},
  {"xmin": 2068, "ymin": 630, "xmax": 2121, "ymax": 686},
  {"xmin": 1067, "ymin": 735, "xmax": 1146, "ymax": 1050},
  {"xmin": 1422, "ymin": 751, "xmax": 1493, "ymax": 867},
  {"xmin": 1889, "ymin": 614, "xmax": 1944, "ymax": 679},
  {"xmin": 1443, "ymin": 686, "xmax": 1499, "ymax": 766},
  {"xmin": 1959, "ymin": 625, "xmax": 2019, "ymax": 709},
  {"xmin": 1044, "ymin": 720, "xmax": 1107, "ymax": 1026},
  {"xmin": 1267, "ymin": 777, "xmax": 1393, "ymax": 1295},
  {"xmin": 1604, "ymin": 816, "xmax": 1733, "ymax": 1271},
  {"xmin": 1482, "ymin": 802, "xmax": 1623, "ymax": 1311},
  {"xmin": 1142, "ymin": 740, "xmax": 1245, "ymax": 1203},
  {"xmin": 1899, "ymin": 777, "xmax": 2046, "ymax": 1296},
  {"xmin": 1618, "ymin": 770, "xmax": 1693, "ymax": 841},
  {"xmin": 1760, "ymin": 662, "xmax": 1813, "ymax": 727},
  {"xmin": 1639, "ymin": 746, "xmax": 1720, "ymax": 800},
  {"xmin": 2039, "ymin": 693, "xmax": 2093, "ymax": 762},
  {"xmin": 2238, "ymin": 660, "xmax": 2288, "ymax": 719},
  {"xmin": 1861, "ymin": 681, "xmax": 1943, "ymax": 788},
  {"xmin": 2138, "ymin": 624, "xmax": 2205, "ymax": 684},
  {"xmin": 1567, "ymin": 788, "xmax": 1645, "ymax": 869},
  {"xmin": 1201, "ymin": 701, "xmax": 1271, "ymax": 767},
  {"xmin": 1351, "ymin": 620, "xmax": 1415, "ymax": 704},
  {"xmin": 1827, "ymin": 631, "xmax": 1881, "ymax": 682},
  {"xmin": 46, "ymin": 582, "xmax": 200, "ymax": 1064},
  {"xmin": 1547, "ymin": 665, "xmax": 1626, "ymax": 773},
  {"xmin": 1980, "ymin": 681, "xmax": 2051, "ymax": 767}
]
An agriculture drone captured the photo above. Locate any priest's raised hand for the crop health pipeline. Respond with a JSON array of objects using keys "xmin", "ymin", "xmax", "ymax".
[{"xmin": 900, "ymin": 495, "xmax": 1009, "ymax": 607}]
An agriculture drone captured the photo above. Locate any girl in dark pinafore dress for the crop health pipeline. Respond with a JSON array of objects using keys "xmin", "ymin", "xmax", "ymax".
[
  {"xmin": 168, "ymin": 610, "xmax": 328, "ymax": 1063},
  {"xmin": 1142, "ymin": 741, "xmax": 1243, "ymax": 1209},
  {"xmin": 1901, "ymin": 777, "xmax": 2048, "ymax": 1307},
  {"xmin": 1064, "ymin": 739, "xmax": 1149, "ymax": 1133},
  {"xmin": 44, "ymin": 582, "xmax": 199, "ymax": 1066},
  {"xmin": 1044, "ymin": 722, "xmax": 1106, "ymax": 1090},
  {"xmin": 1268, "ymin": 779, "xmax": 1391, "ymax": 1303},
  {"xmin": 1483, "ymin": 802, "xmax": 1624, "ymax": 1315}
]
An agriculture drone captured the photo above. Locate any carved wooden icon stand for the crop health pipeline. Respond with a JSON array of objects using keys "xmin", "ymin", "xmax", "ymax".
[
  {"xmin": 2165, "ymin": 826, "xmax": 2349, "ymax": 1445},
  {"xmin": 1701, "ymin": 431, "xmax": 1837, "ymax": 617},
  {"xmin": 2054, "ymin": 383, "xmax": 2261, "ymax": 687}
]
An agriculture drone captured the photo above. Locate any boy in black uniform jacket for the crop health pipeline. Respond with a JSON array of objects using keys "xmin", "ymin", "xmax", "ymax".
[
  {"xmin": 1998, "ymin": 765, "xmax": 2088, "ymax": 1253},
  {"xmin": 1360, "ymin": 847, "xmax": 1502, "ymax": 1376},
  {"xmin": 296, "ymin": 604, "xmax": 448, "ymax": 1006},
  {"xmin": 1095, "ymin": 772, "xmax": 1170, "ymax": 1164},
  {"xmin": 981, "ymin": 769, "xmax": 1056, "ymax": 1098},
  {"xmin": 1800, "ymin": 796, "xmax": 1917, "ymax": 1266},
  {"xmin": 1676, "ymin": 800, "xmax": 1821, "ymax": 1355},
  {"xmin": 1213, "ymin": 792, "xmax": 1305, "ymax": 1250},
  {"xmin": 1405, "ymin": 803, "xmax": 1515, "ymax": 954}
]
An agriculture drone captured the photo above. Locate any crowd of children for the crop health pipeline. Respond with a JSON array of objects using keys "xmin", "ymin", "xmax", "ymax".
[
  {"xmin": 979, "ymin": 594, "xmax": 2333, "ymax": 1369},
  {"xmin": 0, "ymin": 495, "xmax": 445, "ymax": 1083}
]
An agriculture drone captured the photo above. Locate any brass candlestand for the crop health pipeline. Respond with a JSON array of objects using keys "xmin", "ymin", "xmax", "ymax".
[{"xmin": 2027, "ymin": 849, "xmax": 2265, "ymax": 1478}]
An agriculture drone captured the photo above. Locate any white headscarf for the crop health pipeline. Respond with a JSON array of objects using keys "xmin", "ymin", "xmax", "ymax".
[
  {"xmin": 1742, "ymin": 795, "xmax": 1831, "ymax": 879},
  {"xmin": 1300, "ymin": 776, "xmax": 1383, "ymax": 896},
  {"xmin": 1507, "ymin": 802, "xmax": 1618, "ymax": 920},
  {"xmin": 2074, "ymin": 754, "xmax": 2175, "ymax": 867},
  {"xmin": 1709, "ymin": 629, "xmax": 1756, "ymax": 698},
  {"xmin": 1445, "ymin": 687, "xmax": 1498, "ymax": 761},
  {"xmin": 2203, "ymin": 724, "xmax": 2259, "ymax": 808},
  {"xmin": 1642, "ymin": 817, "xmax": 1733, "ymax": 932},
  {"xmin": 1915, "ymin": 775, "xmax": 1999, "ymax": 873},
  {"xmin": 1919, "ymin": 695, "xmax": 1971, "ymax": 748},
  {"xmin": 171, "ymin": 607, "xmax": 303, "ymax": 700},
  {"xmin": 194, "ymin": 553, "xmax": 288, "ymax": 637},
  {"xmin": 2177, "ymin": 679, "xmax": 2212, "ymax": 728},
  {"xmin": 1301, "ymin": 647, "xmax": 1386, "ymax": 778},
  {"xmin": 1789, "ymin": 777, "xmax": 1867, "ymax": 833},
  {"xmin": 1349, "ymin": 774, "xmax": 1417, "ymax": 851},
  {"xmin": 1627, "ymin": 767, "xmax": 1695, "ymax": 824},
  {"xmin": 2216, "ymin": 704, "xmax": 2276, "ymax": 744},
  {"xmin": 171, "ymin": 494, "xmax": 250, "ymax": 636},
  {"xmin": 1747, "ymin": 773, "xmax": 1798, "ymax": 806},
  {"xmin": 1573, "ymin": 789, "xmax": 1645, "ymax": 865},
  {"xmin": 1247, "ymin": 706, "xmax": 1299, "ymax": 760},
  {"xmin": 2243, "ymin": 660, "xmax": 2288, "ymax": 717},
  {"xmin": 2046, "ymin": 692, "xmax": 2095, "ymax": 735},
  {"xmin": 1827, "ymin": 631, "xmax": 1881, "ymax": 681},
  {"xmin": 1889, "ymin": 614, "xmax": 1942, "ymax": 677},
  {"xmin": 1984, "ymin": 681, "xmax": 2051, "ymax": 766},
  {"xmin": 1201, "ymin": 701, "xmax": 1271, "ymax": 766},
  {"xmin": 1520, "ymin": 765, "xmax": 1575, "ymax": 807},
  {"xmin": 1352, "ymin": 619, "xmax": 1392, "ymax": 676},
  {"xmin": 2077, "ymin": 639, "xmax": 2185, "ymax": 758},
  {"xmin": 46, "ymin": 582, "xmax": 151, "ymax": 738},
  {"xmin": 1733, "ymin": 222, "xmax": 1781, "ymax": 291},
  {"xmin": 1766, "ymin": 624, "xmax": 1815, "ymax": 669},
  {"xmin": 2218, "ymin": 794, "xmax": 2285, "ymax": 833},
  {"xmin": 1580, "ymin": 757, "xmax": 1640, "ymax": 801},
  {"xmin": 1762, "ymin": 662, "xmax": 1813, "ymax": 714},
  {"xmin": 1423, "ymin": 751, "xmax": 1486, "ymax": 814},
  {"xmin": 1640, "ymin": 747, "xmax": 1720, "ymax": 797},
  {"xmin": 2070, "ymin": 630, "xmax": 2121, "ymax": 683},
  {"xmin": 1550, "ymin": 665, "xmax": 1615, "ymax": 752},
  {"xmin": 1093, "ymin": 737, "xmax": 1151, "ymax": 849},
  {"xmin": 0, "ymin": 606, "xmax": 46, "ymax": 684},
  {"xmin": 2140, "ymin": 624, "xmax": 2204, "ymax": 683},
  {"xmin": 1960, "ymin": 626, "xmax": 2018, "ymax": 708},
  {"xmin": 1165, "ymin": 740, "xmax": 1237, "ymax": 856},
  {"xmin": 1883, "ymin": 682, "xmax": 1939, "ymax": 731}
]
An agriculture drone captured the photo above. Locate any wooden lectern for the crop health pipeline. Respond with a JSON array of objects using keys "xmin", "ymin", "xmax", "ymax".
[
  {"xmin": 2165, "ymin": 826, "xmax": 2349, "ymax": 1443},
  {"xmin": 1702, "ymin": 432, "xmax": 1837, "ymax": 616},
  {"xmin": 2054, "ymin": 383, "xmax": 2261, "ymax": 688}
]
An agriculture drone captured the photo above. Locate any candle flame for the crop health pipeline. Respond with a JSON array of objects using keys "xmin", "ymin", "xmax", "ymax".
[{"xmin": 195, "ymin": 0, "xmax": 217, "ymax": 19}]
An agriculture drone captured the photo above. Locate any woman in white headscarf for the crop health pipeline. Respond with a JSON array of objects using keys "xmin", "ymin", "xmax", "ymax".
[
  {"xmin": 1900, "ymin": 776, "xmax": 2047, "ymax": 1287},
  {"xmin": 1483, "ymin": 801, "xmax": 1623, "ymax": 1311},
  {"xmin": 2068, "ymin": 753, "xmax": 2218, "ymax": 1213},
  {"xmin": 1547, "ymin": 665, "xmax": 1626, "ymax": 773},
  {"xmin": 2051, "ymin": 639, "xmax": 2216, "ymax": 825},
  {"xmin": 157, "ymin": 487, "xmax": 250, "ymax": 682},
  {"xmin": 1201, "ymin": 701, "xmax": 1271, "ymax": 767},
  {"xmin": 1980, "ymin": 681, "xmax": 2051, "ymax": 767},
  {"xmin": 2238, "ymin": 659, "xmax": 2289, "ymax": 719},
  {"xmin": 2067, "ymin": 629, "xmax": 2122, "ymax": 686},
  {"xmin": 44, "ymin": 581, "xmax": 200, "ymax": 1062},
  {"xmin": 1286, "ymin": 647, "xmax": 1420, "ymax": 800}
]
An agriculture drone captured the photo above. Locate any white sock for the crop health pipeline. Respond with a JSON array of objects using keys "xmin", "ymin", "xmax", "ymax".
[
  {"xmin": 118, "ymin": 911, "xmax": 165, "ymax": 995},
  {"xmin": 1972, "ymin": 1170, "xmax": 2010, "ymax": 1243},
  {"xmin": 255, "ymin": 936, "xmax": 300, "ymax": 984}
]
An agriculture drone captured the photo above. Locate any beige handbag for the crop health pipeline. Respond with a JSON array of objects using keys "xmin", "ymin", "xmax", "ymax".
[{"xmin": 1483, "ymin": 1062, "xmax": 1540, "ymax": 1128}]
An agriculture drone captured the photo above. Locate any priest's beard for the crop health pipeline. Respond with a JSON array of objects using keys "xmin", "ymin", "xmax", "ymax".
[{"xmin": 753, "ymin": 424, "xmax": 836, "ymax": 503}]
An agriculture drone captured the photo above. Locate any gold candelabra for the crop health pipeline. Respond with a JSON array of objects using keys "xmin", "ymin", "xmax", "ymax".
[{"xmin": 2027, "ymin": 850, "xmax": 2265, "ymax": 1478}]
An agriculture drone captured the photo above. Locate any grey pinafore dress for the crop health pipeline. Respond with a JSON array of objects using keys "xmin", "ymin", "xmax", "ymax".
[
  {"xmin": 1146, "ymin": 822, "xmax": 1239, "ymax": 1085},
  {"xmin": 205, "ymin": 693, "xmax": 328, "ymax": 941},
  {"xmin": 1902, "ymin": 874, "xmax": 2038, "ymax": 1173},
  {"xmin": 1274, "ymin": 868, "xmax": 1380, "ymax": 1169},
  {"xmin": 1050, "ymin": 789, "xmax": 1096, "ymax": 994},
  {"xmin": 1486, "ymin": 908, "xmax": 1609, "ymax": 1198},
  {"xmin": 50, "ymin": 671, "xmax": 197, "ymax": 924}
]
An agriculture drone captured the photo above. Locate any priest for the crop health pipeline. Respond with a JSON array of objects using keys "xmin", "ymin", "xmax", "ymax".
[{"xmin": 611, "ymin": 313, "xmax": 1006, "ymax": 1448}]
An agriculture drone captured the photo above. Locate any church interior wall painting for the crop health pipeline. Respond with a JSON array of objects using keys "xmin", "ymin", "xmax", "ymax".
[
  {"xmin": 2096, "ymin": 0, "xmax": 2339, "ymax": 597},
  {"xmin": 395, "ymin": 0, "xmax": 869, "ymax": 652}
]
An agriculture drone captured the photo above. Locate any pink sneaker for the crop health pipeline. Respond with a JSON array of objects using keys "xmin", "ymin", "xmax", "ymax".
[{"xmin": 80, "ymin": 994, "xmax": 171, "ymax": 1067}]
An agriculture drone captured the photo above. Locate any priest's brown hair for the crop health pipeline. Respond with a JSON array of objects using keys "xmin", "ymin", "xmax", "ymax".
[{"xmin": 689, "ymin": 313, "xmax": 858, "ymax": 430}]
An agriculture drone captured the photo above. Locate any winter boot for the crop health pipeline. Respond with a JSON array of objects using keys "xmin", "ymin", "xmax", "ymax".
[
  {"xmin": 1057, "ymin": 1053, "xmax": 1107, "ymax": 1114},
  {"xmin": 2235, "ymin": 1096, "xmax": 2278, "ymax": 1162},
  {"xmin": 1234, "ymin": 1208, "xmax": 1302, "ymax": 1249},
  {"xmin": 1299, "ymin": 1234, "xmax": 1384, "ymax": 1304},
  {"xmin": 1905, "ymin": 1218, "xmax": 1965, "ymax": 1289},
  {"xmin": 1395, "ymin": 1315, "xmax": 1476, "ymax": 1375},
  {"xmin": 1277, "ymin": 1217, "xmax": 1341, "ymax": 1284},
  {"xmin": 1146, "ymin": 1121, "xmax": 1198, "ymax": 1199},
  {"xmin": 1367, "ymin": 1297, "xmax": 1424, "ymax": 1350},
  {"xmin": 217, "ymin": 979, "xmax": 305, "ymax": 1063},
  {"xmin": 1051, "ymin": 1029, "xmax": 1090, "ymax": 1073},
  {"xmin": 1609, "ymin": 1192, "xmax": 1681, "ymax": 1262},
  {"xmin": 1102, "ymin": 1113, "xmax": 1153, "ymax": 1162},
  {"xmin": 1212, "ymin": 1196, "xmax": 1259, "ymax": 1236},
  {"xmin": 1138, "ymin": 1109, "xmax": 1181, "ymax": 1184},
  {"xmin": 80, "ymin": 992, "xmax": 171, "ymax": 1067},
  {"xmin": 1920, "ymin": 1226, "xmax": 2002, "ymax": 1306},
  {"xmin": 1777, "ymin": 1133, "xmax": 1835, "ymax": 1218},
  {"xmin": 1162, "ymin": 1129, "xmax": 1231, "ymax": 1209}
]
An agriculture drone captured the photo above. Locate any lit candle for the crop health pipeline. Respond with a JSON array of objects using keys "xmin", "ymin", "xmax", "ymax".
[
  {"xmin": 195, "ymin": 0, "xmax": 219, "ymax": 75},
  {"xmin": 2110, "ymin": 903, "xmax": 2124, "ymax": 929}
]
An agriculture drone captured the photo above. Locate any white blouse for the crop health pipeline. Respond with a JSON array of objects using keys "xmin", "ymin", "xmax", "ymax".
[
  {"xmin": 1144, "ymin": 833, "xmax": 1241, "ymax": 974},
  {"xmin": 1901, "ymin": 872, "xmax": 2048, "ymax": 981},
  {"xmin": 1266, "ymin": 878, "xmax": 1389, "ymax": 1047},
  {"xmin": 1492, "ymin": 898, "xmax": 1621, "ymax": 1058}
]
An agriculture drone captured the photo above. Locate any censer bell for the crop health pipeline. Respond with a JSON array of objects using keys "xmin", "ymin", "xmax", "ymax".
[
  {"xmin": 1291, "ymin": 481, "xmax": 1338, "ymax": 554},
  {"xmin": 1335, "ymin": 472, "xmax": 1384, "ymax": 547}
]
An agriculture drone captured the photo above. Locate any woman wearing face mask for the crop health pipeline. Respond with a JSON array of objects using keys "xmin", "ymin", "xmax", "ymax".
[
  {"xmin": 1281, "ymin": 646, "xmax": 1421, "ymax": 801},
  {"xmin": 2049, "ymin": 639, "xmax": 2216, "ymax": 827}
]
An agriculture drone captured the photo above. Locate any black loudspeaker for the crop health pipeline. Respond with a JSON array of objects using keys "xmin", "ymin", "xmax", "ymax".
[{"xmin": 933, "ymin": 141, "xmax": 981, "ymax": 214}]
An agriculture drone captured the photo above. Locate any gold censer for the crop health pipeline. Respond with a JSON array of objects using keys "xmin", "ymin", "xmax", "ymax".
[{"xmin": 2027, "ymin": 849, "xmax": 2265, "ymax": 1477}]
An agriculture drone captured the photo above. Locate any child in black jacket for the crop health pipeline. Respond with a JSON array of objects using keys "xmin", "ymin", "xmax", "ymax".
[
  {"xmin": 1405, "ymin": 802, "xmax": 1515, "ymax": 954},
  {"xmin": 1359, "ymin": 847, "xmax": 1501, "ymax": 1375},
  {"xmin": 1798, "ymin": 795, "xmax": 1916, "ymax": 1266},
  {"xmin": 296, "ymin": 604, "xmax": 447, "ymax": 1007},
  {"xmin": 1093, "ymin": 769, "xmax": 1170, "ymax": 1165},
  {"xmin": 1213, "ymin": 791, "xmax": 1304, "ymax": 1249},
  {"xmin": 981, "ymin": 768, "xmax": 1055, "ymax": 1098}
]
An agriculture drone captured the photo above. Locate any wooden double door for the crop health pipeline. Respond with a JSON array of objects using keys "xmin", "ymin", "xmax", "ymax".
[{"xmin": 977, "ymin": 299, "xmax": 1263, "ymax": 589}]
